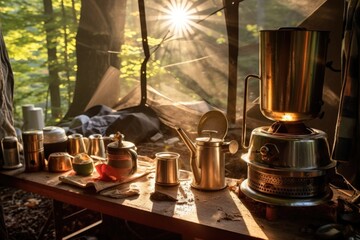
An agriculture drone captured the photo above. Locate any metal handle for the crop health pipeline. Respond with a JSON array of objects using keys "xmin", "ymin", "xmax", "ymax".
[
  {"xmin": 129, "ymin": 148, "xmax": 138, "ymax": 174},
  {"xmin": 201, "ymin": 130, "xmax": 218, "ymax": 141},
  {"xmin": 242, "ymin": 74, "xmax": 260, "ymax": 149}
]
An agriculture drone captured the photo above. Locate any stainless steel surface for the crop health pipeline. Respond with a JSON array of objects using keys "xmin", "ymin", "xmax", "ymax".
[
  {"xmin": 259, "ymin": 28, "xmax": 329, "ymax": 122},
  {"xmin": 155, "ymin": 152, "xmax": 180, "ymax": 186},
  {"xmin": 245, "ymin": 126, "xmax": 335, "ymax": 169},
  {"xmin": 67, "ymin": 133, "xmax": 88, "ymax": 156},
  {"xmin": 241, "ymin": 125, "xmax": 335, "ymax": 203},
  {"xmin": 88, "ymin": 134, "xmax": 106, "ymax": 158},
  {"xmin": 245, "ymin": 164, "xmax": 330, "ymax": 197},
  {"xmin": 47, "ymin": 152, "xmax": 73, "ymax": 172},
  {"xmin": 1, "ymin": 136, "xmax": 22, "ymax": 169},
  {"xmin": 240, "ymin": 179, "xmax": 333, "ymax": 207},
  {"xmin": 43, "ymin": 126, "xmax": 67, "ymax": 143}
]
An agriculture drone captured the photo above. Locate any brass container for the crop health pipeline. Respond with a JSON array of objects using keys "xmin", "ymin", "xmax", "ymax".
[
  {"xmin": 22, "ymin": 130, "xmax": 45, "ymax": 172},
  {"xmin": 259, "ymin": 28, "xmax": 329, "ymax": 122}
]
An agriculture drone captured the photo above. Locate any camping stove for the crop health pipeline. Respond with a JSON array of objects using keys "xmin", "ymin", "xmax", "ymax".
[
  {"xmin": 240, "ymin": 28, "xmax": 335, "ymax": 207},
  {"xmin": 240, "ymin": 122, "xmax": 336, "ymax": 206}
]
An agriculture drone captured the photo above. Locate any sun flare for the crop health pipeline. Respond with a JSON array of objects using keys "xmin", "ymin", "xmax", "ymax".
[{"xmin": 161, "ymin": 0, "xmax": 197, "ymax": 38}]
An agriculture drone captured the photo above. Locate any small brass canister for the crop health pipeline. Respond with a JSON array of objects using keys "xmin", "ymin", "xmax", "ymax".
[{"xmin": 22, "ymin": 130, "xmax": 45, "ymax": 172}]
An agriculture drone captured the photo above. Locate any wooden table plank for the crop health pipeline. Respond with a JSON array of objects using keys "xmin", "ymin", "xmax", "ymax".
[{"xmin": 0, "ymin": 167, "xmax": 334, "ymax": 240}]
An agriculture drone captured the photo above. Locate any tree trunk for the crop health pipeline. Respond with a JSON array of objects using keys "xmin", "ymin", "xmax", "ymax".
[
  {"xmin": 43, "ymin": 0, "xmax": 62, "ymax": 119},
  {"xmin": 65, "ymin": 0, "xmax": 127, "ymax": 118}
]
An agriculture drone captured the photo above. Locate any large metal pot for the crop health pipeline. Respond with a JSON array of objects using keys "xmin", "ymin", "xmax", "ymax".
[
  {"xmin": 242, "ymin": 28, "xmax": 329, "ymax": 148},
  {"xmin": 259, "ymin": 28, "xmax": 329, "ymax": 122},
  {"xmin": 245, "ymin": 28, "xmax": 329, "ymax": 122}
]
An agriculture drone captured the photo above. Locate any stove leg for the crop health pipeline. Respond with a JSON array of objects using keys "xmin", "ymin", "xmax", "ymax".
[{"xmin": 265, "ymin": 205, "xmax": 279, "ymax": 221}]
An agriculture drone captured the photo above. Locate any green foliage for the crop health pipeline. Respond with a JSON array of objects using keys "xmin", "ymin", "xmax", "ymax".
[
  {"xmin": 0, "ymin": 0, "xmax": 79, "ymax": 126},
  {"xmin": 0, "ymin": 0, "xmax": 318, "ymax": 127}
]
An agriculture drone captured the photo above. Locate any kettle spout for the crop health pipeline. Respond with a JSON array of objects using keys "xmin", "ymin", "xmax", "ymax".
[
  {"xmin": 175, "ymin": 127, "xmax": 201, "ymax": 184},
  {"xmin": 175, "ymin": 127, "xmax": 196, "ymax": 155}
]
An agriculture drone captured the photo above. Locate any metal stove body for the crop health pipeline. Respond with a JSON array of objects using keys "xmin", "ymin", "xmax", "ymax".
[
  {"xmin": 240, "ymin": 28, "xmax": 335, "ymax": 207},
  {"xmin": 240, "ymin": 122, "xmax": 336, "ymax": 206}
]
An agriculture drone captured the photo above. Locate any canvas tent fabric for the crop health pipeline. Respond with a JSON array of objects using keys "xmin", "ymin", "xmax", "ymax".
[
  {"xmin": 332, "ymin": 0, "xmax": 360, "ymax": 186},
  {"xmin": 0, "ymin": 30, "xmax": 16, "ymax": 141},
  {"xmin": 0, "ymin": 29, "xmax": 15, "ymax": 240}
]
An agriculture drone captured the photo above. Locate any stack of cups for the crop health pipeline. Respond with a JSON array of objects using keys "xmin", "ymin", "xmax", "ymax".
[
  {"xmin": 22, "ymin": 130, "xmax": 45, "ymax": 172},
  {"xmin": 22, "ymin": 104, "xmax": 44, "ymax": 131}
]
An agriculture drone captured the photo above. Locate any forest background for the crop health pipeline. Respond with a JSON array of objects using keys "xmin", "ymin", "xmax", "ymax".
[{"xmin": 0, "ymin": 0, "xmax": 318, "ymax": 129}]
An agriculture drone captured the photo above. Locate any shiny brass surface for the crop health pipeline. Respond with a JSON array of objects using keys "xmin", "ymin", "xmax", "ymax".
[
  {"xmin": 47, "ymin": 152, "xmax": 73, "ymax": 172},
  {"xmin": 155, "ymin": 152, "xmax": 180, "ymax": 186},
  {"xmin": 88, "ymin": 134, "xmax": 106, "ymax": 158},
  {"xmin": 67, "ymin": 133, "xmax": 88, "ymax": 156},
  {"xmin": 176, "ymin": 126, "xmax": 238, "ymax": 191},
  {"xmin": 259, "ymin": 28, "xmax": 329, "ymax": 122}
]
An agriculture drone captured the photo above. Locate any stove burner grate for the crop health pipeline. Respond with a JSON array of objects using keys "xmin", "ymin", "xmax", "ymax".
[
  {"xmin": 248, "ymin": 165, "xmax": 328, "ymax": 198},
  {"xmin": 267, "ymin": 122, "xmax": 314, "ymax": 135}
]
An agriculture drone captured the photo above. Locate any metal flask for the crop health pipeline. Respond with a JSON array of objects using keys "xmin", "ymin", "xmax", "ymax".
[{"xmin": 176, "ymin": 111, "xmax": 238, "ymax": 191}]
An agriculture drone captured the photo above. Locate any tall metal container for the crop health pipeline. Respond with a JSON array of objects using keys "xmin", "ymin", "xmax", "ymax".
[
  {"xmin": 22, "ymin": 130, "xmax": 45, "ymax": 172},
  {"xmin": 259, "ymin": 28, "xmax": 330, "ymax": 122}
]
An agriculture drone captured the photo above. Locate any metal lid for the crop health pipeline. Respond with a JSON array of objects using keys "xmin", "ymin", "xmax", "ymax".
[
  {"xmin": 22, "ymin": 130, "xmax": 43, "ymax": 141},
  {"xmin": 197, "ymin": 110, "xmax": 228, "ymax": 139},
  {"xmin": 1, "ymin": 136, "xmax": 18, "ymax": 148},
  {"xmin": 196, "ymin": 136, "xmax": 223, "ymax": 146},
  {"xmin": 43, "ymin": 126, "xmax": 67, "ymax": 143},
  {"xmin": 107, "ymin": 140, "xmax": 135, "ymax": 154}
]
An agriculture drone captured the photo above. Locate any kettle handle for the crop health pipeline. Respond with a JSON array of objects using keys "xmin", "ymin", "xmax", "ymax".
[
  {"xmin": 129, "ymin": 148, "xmax": 138, "ymax": 174},
  {"xmin": 242, "ymin": 74, "xmax": 260, "ymax": 149}
]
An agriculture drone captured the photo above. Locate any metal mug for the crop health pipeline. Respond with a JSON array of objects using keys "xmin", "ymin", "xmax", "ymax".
[
  {"xmin": 88, "ymin": 134, "xmax": 106, "ymax": 158},
  {"xmin": 155, "ymin": 152, "xmax": 180, "ymax": 186},
  {"xmin": 1, "ymin": 136, "xmax": 22, "ymax": 169},
  {"xmin": 67, "ymin": 133, "xmax": 89, "ymax": 156}
]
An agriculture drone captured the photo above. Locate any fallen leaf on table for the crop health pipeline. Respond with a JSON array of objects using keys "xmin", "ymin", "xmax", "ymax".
[{"xmin": 150, "ymin": 191, "xmax": 177, "ymax": 202}]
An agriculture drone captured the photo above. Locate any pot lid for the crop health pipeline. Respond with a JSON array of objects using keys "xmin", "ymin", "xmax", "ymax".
[
  {"xmin": 197, "ymin": 110, "xmax": 228, "ymax": 139},
  {"xmin": 107, "ymin": 140, "xmax": 135, "ymax": 154},
  {"xmin": 43, "ymin": 126, "xmax": 67, "ymax": 143},
  {"xmin": 196, "ymin": 136, "xmax": 223, "ymax": 146}
]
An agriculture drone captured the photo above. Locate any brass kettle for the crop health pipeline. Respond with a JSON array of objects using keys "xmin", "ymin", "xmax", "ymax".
[{"xmin": 175, "ymin": 111, "xmax": 238, "ymax": 190}]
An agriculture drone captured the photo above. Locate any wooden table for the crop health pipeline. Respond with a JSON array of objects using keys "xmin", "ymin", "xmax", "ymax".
[{"xmin": 0, "ymin": 167, "xmax": 339, "ymax": 240}]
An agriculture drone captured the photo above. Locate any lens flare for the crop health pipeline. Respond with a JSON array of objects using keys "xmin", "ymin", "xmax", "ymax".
[{"xmin": 161, "ymin": 0, "xmax": 197, "ymax": 38}]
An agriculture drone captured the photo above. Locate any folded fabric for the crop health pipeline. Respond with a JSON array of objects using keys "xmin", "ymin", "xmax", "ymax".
[
  {"xmin": 65, "ymin": 104, "xmax": 161, "ymax": 144},
  {"xmin": 100, "ymin": 183, "xmax": 140, "ymax": 199}
]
